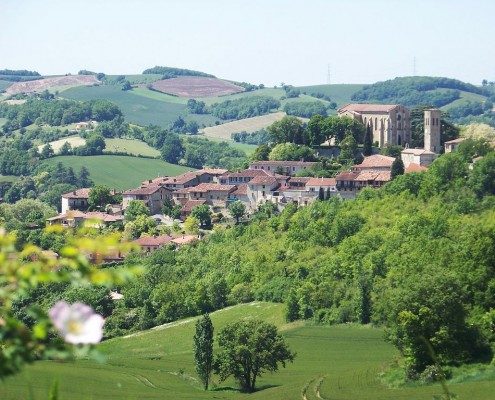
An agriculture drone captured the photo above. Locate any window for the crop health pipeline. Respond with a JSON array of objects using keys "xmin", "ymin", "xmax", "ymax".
[
  {"xmin": 375, "ymin": 118, "xmax": 377, "ymax": 129},
  {"xmin": 292, "ymin": 167, "xmax": 295, "ymax": 171}
]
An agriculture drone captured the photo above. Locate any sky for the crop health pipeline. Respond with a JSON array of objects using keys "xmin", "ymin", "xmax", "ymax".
[{"xmin": 0, "ymin": 0, "xmax": 493, "ymax": 86}]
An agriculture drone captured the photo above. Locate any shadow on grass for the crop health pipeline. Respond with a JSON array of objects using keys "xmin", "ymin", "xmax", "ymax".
[{"xmin": 211, "ymin": 384, "xmax": 280, "ymax": 393}]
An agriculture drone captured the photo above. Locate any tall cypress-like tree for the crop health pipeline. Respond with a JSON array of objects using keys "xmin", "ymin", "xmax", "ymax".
[
  {"xmin": 363, "ymin": 124, "xmax": 373, "ymax": 156},
  {"xmin": 391, "ymin": 157, "xmax": 405, "ymax": 179},
  {"xmin": 193, "ymin": 314, "xmax": 214, "ymax": 390}
]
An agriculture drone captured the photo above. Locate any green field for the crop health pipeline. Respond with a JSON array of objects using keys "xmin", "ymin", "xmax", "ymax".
[
  {"xmin": 0, "ymin": 117, "xmax": 7, "ymax": 128},
  {"xmin": 200, "ymin": 88, "xmax": 286, "ymax": 106},
  {"xmin": 106, "ymin": 74, "xmax": 163, "ymax": 85},
  {"xmin": 61, "ymin": 85, "xmax": 218, "ymax": 127},
  {"xmin": 0, "ymin": 80, "xmax": 12, "ymax": 92},
  {"xmin": 0, "ymin": 175, "xmax": 18, "ymax": 183},
  {"xmin": 297, "ymin": 84, "xmax": 365, "ymax": 107},
  {"xmin": 2, "ymin": 302, "xmax": 493, "ymax": 400},
  {"xmin": 204, "ymin": 136, "xmax": 258, "ymax": 155},
  {"xmin": 42, "ymin": 155, "xmax": 193, "ymax": 189},
  {"xmin": 131, "ymin": 87, "xmax": 189, "ymax": 104},
  {"xmin": 441, "ymin": 90, "xmax": 488, "ymax": 110},
  {"xmin": 104, "ymin": 138, "xmax": 161, "ymax": 157}
]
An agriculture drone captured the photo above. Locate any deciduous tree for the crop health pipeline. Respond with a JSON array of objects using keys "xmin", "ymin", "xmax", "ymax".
[{"xmin": 214, "ymin": 319, "xmax": 295, "ymax": 392}]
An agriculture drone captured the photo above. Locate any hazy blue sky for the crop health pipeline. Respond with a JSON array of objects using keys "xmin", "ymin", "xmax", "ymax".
[{"xmin": 1, "ymin": 0, "xmax": 493, "ymax": 86}]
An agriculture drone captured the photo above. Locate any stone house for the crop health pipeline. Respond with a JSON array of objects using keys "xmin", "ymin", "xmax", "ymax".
[
  {"xmin": 61, "ymin": 188, "xmax": 90, "ymax": 214},
  {"xmin": 122, "ymin": 184, "xmax": 172, "ymax": 215},
  {"xmin": 444, "ymin": 137, "xmax": 465, "ymax": 153},
  {"xmin": 248, "ymin": 160, "xmax": 317, "ymax": 176},
  {"xmin": 401, "ymin": 148, "xmax": 436, "ymax": 168}
]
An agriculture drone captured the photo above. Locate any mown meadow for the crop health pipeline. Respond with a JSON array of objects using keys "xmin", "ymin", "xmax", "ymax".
[{"xmin": 3, "ymin": 302, "xmax": 492, "ymax": 400}]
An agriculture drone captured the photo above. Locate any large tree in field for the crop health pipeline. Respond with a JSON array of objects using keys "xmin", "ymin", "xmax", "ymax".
[
  {"xmin": 214, "ymin": 319, "xmax": 295, "ymax": 392},
  {"xmin": 193, "ymin": 314, "xmax": 214, "ymax": 390}
]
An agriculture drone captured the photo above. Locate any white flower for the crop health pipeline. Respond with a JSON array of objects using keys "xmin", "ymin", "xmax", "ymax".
[{"xmin": 49, "ymin": 301, "xmax": 104, "ymax": 344}]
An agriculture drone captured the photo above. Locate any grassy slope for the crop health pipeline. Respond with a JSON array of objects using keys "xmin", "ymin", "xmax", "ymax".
[
  {"xmin": 297, "ymin": 84, "xmax": 365, "ymax": 107},
  {"xmin": 0, "ymin": 80, "xmax": 12, "ymax": 92},
  {"xmin": 61, "ymin": 85, "xmax": 217, "ymax": 127},
  {"xmin": 37, "ymin": 135, "xmax": 86, "ymax": 153},
  {"xmin": 0, "ymin": 117, "xmax": 7, "ymax": 128},
  {"xmin": 200, "ymin": 88, "xmax": 286, "ymax": 106},
  {"xmin": 441, "ymin": 90, "xmax": 488, "ymax": 110},
  {"xmin": 104, "ymin": 138, "xmax": 161, "ymax": 157},
  {"xmin": 0, "ymin": 175, "xmax": 18, "ymax": 183},
  {"xmin": 201, "ymin": 112, "xmax": 287, "ymax": 140},
  {"xmin": 42, "ymin": 155, "xmax": 192, "ymax": 189},
  {"xmin": 203, "ymin": 135, "xmax": 258, "ymax": 156},
  {"xmin": 2, "ymin": 302, "xmax": 493, "ymax": 400},
  {"xmin": 131, "ymin": 87, "xmax": 188, "ymax": 104}
]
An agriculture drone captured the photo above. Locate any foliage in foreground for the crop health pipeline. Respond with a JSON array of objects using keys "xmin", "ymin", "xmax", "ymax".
[{"xmin": 0, "ymin": 226, "xmax": 139, "ymax": 378}]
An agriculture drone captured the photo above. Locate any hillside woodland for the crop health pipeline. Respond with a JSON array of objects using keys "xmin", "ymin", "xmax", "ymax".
[{"xmin": 7, "ymin": 141, "xmax": 495, "ymax": 381}]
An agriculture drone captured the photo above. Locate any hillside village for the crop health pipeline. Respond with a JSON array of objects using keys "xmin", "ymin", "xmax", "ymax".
[
  {"xmin": 43, "ymin": 103, "xmax": 473, "ymax": 256},
  {"xmin": 3, "ymin": 0, "xmax": 495, "ymax": 398}
]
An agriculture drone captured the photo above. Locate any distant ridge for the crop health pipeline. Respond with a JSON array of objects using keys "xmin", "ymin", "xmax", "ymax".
[{"xmin": 142, "ymin": 65, "xmax": 215, "ymax": 79}]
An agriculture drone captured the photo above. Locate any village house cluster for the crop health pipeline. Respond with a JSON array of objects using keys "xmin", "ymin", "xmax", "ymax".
[{"xmin": 48, "ymin": 104, "xmax": 452, "ymax": 251}]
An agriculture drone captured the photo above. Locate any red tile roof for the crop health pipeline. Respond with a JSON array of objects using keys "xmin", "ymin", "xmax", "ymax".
[
  {"xmin": 338, "ymin": 103, "xmax": 400, "ymax": 113},
  {"xmin": 187, "ymin": 183, "xmax": 236, "ymax": 193},
  {"xmin": 355, "ymin": 154, "xmax": 395, "ymax": 169},
  {"xmin": 250, "ymin": 160, "xmax": 317, "ymax": 167},
  {"xmin": 141, "ymin": 176, "xmax": 169, "ymax": 186},
  {"xmin": 201, "ymin": 168, "xmax": 228, "ymax": 175},
  {"xmin": 306, "ymin": 177, "xmax": 336, "ymax": 186},
  {"xmin": 163, "ymin": 170, "xmax": 203, "ymax": 185},
  {"xmin": 62, "ymin": 188, "xmax": 91, "ymax": 199},
  {"xmin": 83, "ymin": 212, "xmax": 124, "ymax": 222},
  {"xmin": 249, "ymin": 175, "xmax": 279, "ymax": 185},
  {"xmin": 355, "ymin": 171, "xmax": 380, "ymax": 181},
  {"xmin": 222, "ymin": 169, "xmax": 272, "ymax": 179},
  {"xmin": 123, "ymin": 184, "xmax": 166, "ymax": 196},
  {"xmin": 182, "ymin": 199, "xmax": 207, "ymax": 212},
  {"xmin": 374, "ymin": 171, "xmax": 392, "ymax": 182},
  {"xmin": 231, "ymin": 184, "xmax": 248, "ymax": 196},
  {"xmin": 171, "ymin": 235, "xmax": 198, "ymax": 246},
  {"xmin": 134, "ymin": 235, "xmax": 174, "ymax": 247},
  {"xmin": 335, "ymin": 171, "xmax": 360, "ymax": 181},
  {"xmin": 405, "ymin": 163, "xmax": 428, "ymax": 173}
]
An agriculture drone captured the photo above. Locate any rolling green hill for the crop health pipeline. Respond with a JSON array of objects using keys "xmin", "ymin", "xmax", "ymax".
[
  {"xmin": 42, "ymin": 155, "xmax": 193, "ymax": 189},
  {"xmin": 2, "ymin": 302, "xmax": 493, "ymax": 400},
  {"xmin": 60, "ymin": 85, "xmax": 218, "ymax": 127},
  {"xmin": 298, "ymin": 84, "xmax": 365, "ymax": 107}
]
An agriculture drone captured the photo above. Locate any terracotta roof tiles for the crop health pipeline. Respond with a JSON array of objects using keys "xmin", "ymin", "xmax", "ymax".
[{"xmin": 338, "ymin": 103, "xmax": 400, "ymax": 113}]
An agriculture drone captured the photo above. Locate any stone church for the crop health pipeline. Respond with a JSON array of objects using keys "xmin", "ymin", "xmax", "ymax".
[{"xmin": 338, "ymin": 103, "xmax": 411, "ymax": 147}]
